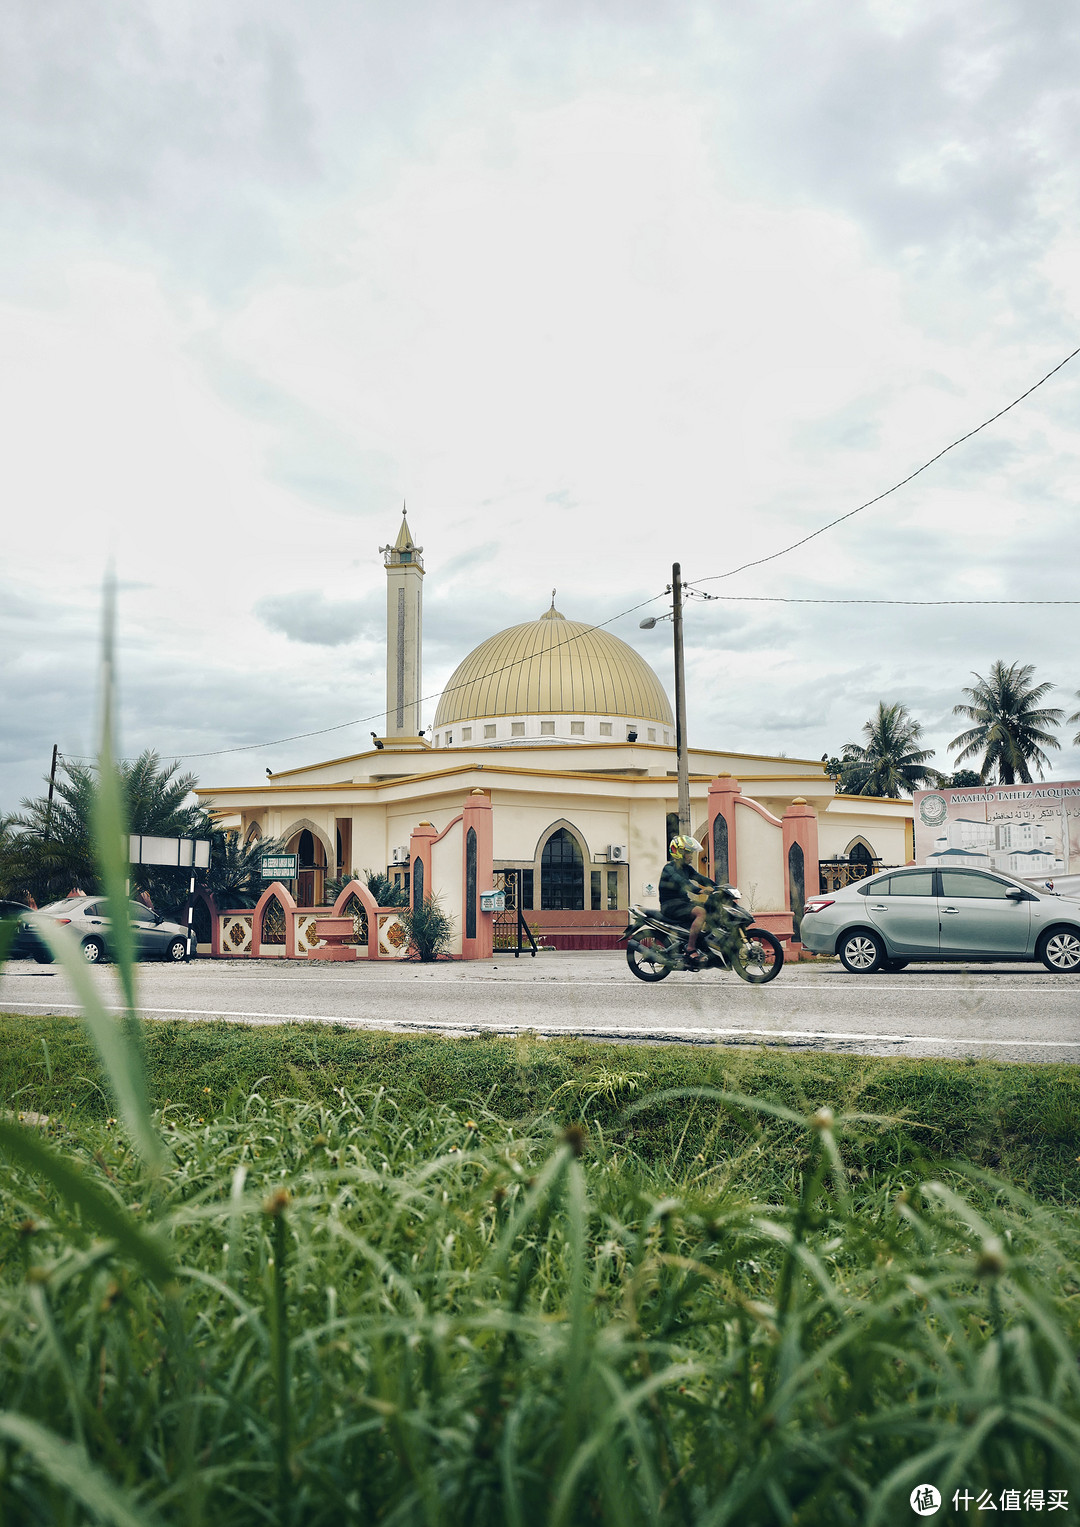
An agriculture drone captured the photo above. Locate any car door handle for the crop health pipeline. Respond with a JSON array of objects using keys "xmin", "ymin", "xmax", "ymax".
[
  {"xmin": 942, "ymin": 906, "xmax": 960, "ymax": 914},
  {"xmin": 870, "ymin": 904, "xmax": 887, "ymax": 910}
]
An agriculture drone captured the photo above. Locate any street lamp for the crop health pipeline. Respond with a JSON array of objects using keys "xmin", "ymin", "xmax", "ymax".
[{"xmin": 640, "ymin": 562, "xmax": 690, "ymax": 836}]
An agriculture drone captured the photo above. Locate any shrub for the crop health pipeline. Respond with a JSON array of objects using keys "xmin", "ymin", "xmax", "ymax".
[{"xmin": 398, "ymin": 892, "xmax": 455, "ymax": 960}]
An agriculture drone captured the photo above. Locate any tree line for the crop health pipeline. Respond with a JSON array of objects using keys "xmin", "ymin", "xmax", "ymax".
[{"xmin": 823, "ymin": 661, "xmax": 1080, "ymax": 799}]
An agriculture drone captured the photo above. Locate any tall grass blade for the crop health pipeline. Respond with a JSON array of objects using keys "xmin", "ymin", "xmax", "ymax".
[
  {"xmin": 93, "ymin": 569, "xmax": 138, "ymax": 1014},
  {"xmin": 28, "ymin": 916, "xmax": 164, "ymax": 1168},
  {"xmin": 0, "ymin": 1118, "xmax": 174, "ymax": 1285},
  {"xmin": 0, "ymin": 1412, "xmax": 166, "ymax": 1527}
]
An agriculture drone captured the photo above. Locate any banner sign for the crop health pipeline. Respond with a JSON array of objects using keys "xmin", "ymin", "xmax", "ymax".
[
  {"xmin": 260, "ymin": 854, "xmax": 298, "ymax": 880},
  {"xmin": 129, "ymin": 835, "xmax": 210, "ymax": 869},
  {"xmin": 913, "ymin": 781, "xmax": 1080, "ymax": 885}
]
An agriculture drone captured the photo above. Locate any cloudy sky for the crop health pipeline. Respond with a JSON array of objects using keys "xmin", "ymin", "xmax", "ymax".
[{"xmin": 3, "ymin": 0, "xmax": 1080, "ymax": 810}]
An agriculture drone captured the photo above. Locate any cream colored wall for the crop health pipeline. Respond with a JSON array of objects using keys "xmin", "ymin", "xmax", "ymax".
[
  {"xmin": 628, "ymin": 797, "xmax": 670, "ymax": 900},
  {"xmin": 818, "ymin": 812, "xmax": 909, "ymax": 867},
  {"xmin": 490, "ymin": 799, "xmax": 629, "ymax": 864},
  {"xmin": 734, "ymin": 803, "xmax": 785, "ymax": 913},
  {"xmin": 430, "ymin": 819, "xmax": 463, "ymax": 955}
]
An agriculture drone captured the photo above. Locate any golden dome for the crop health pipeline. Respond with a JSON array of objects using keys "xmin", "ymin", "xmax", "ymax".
[{"xmin": 433, "ymin": 605, "xmax": 674, "ymax": 728}]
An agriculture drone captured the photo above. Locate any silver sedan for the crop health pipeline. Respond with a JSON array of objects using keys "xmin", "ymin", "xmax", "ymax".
[
  {"xmin": 33, "ymin": 895, "xmax": 190, "ymax": 964},
  {"xmin": 800, "ymin": 866, "xmax": 1080, "ymax": 974}
]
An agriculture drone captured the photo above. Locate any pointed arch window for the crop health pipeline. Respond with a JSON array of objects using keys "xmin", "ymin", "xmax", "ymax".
[{"xmin": 541, "ymin": 829, "xmax": 584, "ymax": 911}]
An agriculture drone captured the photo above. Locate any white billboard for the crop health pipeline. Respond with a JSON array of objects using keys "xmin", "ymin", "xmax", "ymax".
[
  {"xmin": 913, "ymin": 781, "xmax": 1080, "ymax": 892},
  {"xmin": 129, "ymin": 835, "xmax": 210, "ymax": 869}
]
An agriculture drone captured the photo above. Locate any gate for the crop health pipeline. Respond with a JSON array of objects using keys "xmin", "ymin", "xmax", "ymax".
[{"xmin": 492, "ymin": 870, "xmax": 538, "ymax": 958}]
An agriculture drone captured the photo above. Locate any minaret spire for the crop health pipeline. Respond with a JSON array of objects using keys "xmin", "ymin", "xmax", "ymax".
[{"xmin": 379, "ymin": 506, "xmax": 425, "ymax": 739}]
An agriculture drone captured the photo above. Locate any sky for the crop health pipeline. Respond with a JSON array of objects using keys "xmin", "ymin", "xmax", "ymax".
[{"xmin": 3, "ymin": 0, "xmax": 1080, "ymax": 811}]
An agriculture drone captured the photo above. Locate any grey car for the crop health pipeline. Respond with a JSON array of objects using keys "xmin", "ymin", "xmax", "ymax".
[
  {"xmin": 800, "ymin": 866, "xmax": 1080, "ymax": 973},
  {"xmin": 33, "ymin": 896, "xmax": 190, "ymax": 964}
]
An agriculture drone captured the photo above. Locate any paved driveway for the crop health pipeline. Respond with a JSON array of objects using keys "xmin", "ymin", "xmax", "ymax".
[{"xmin": 2, "ymin": 952, "xmax": 1078, "ymax": 1062}]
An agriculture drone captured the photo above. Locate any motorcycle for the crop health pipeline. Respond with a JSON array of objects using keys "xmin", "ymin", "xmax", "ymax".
[{"xmin": 625, "ymin": 884, "xmax": 784, "ymax": 984}]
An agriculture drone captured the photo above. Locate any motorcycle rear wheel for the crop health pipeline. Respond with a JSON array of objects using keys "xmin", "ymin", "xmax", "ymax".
[
  {"xmin": 626, "ymin": 930, "xmax": 675, "ymax": 981},
  {"xmin": 730, "ymin": 927, "xmax": 783, "ymax": 984}
]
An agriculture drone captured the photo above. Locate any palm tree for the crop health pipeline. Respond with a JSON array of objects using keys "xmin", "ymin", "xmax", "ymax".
[
  {"xmin": 840, "ymin": 702, "xmax": 937, "ymax": 798},
  {"xmin": 12, "ymin": 750, "xmax": 210, "ymax": 907},
  {"xmin": 949, "ymin": 662, "xmax": 1063, "ymax": 783},
  {"xmin": 1068, "ymin": 690, "xmax": 1080, "ymax": 747},
  {"xmin": 203, "ymin": 831, "xmax": 289, "ymax": 909}
]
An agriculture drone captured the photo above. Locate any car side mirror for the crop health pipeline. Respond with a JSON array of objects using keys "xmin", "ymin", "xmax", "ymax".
[
  {"xmin": 154, "ymin": 913, "xmax": 164, "ymax": 923},
  {"xmin": 1005, "ymin": 887, "xmax": 1026, "ymax": 901}
]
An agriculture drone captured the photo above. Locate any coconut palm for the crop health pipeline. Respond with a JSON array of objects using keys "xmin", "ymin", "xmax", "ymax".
[
  {"xmin": 1069, "ymin": 690, "xmax": 1080, "ymax": 747},
  {"xmin": 949, "ymin": 661, "xmax": 1063, "ymax": 784},
  {"xmin": 840, "ymin": 702, "xmax": 937, "ymax": 798}
]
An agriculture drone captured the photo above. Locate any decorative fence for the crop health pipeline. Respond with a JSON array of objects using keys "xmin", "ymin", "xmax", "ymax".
[{"xmin": 194, "ymin": 881, "xmax": 408, "ymax": 960}]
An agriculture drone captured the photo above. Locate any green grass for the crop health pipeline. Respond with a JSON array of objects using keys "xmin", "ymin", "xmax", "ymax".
[
  {"xmin": 1, "ymin": 1059, "xmax": 1078, "ymax": 1524},
  {"xmin": 2, "ymin": 1014, "xmax": 1079, "ymax": 1203}
]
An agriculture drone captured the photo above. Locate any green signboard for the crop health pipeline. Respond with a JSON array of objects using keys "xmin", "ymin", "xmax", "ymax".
[{"xmin": 261, "ymin": 854, "xmax": 298, "ymax": 880}]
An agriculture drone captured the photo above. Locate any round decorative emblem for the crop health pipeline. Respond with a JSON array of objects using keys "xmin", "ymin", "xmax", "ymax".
[
  {"xmin": 919, "ymin": 794, "xmax": 948, "ymax": 827},
  {"xmin": 385, "ymin": 920, "xmax": 408, "ymax": 949}
]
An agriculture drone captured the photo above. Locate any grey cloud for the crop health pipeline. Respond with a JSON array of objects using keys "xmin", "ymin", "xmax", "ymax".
[
  {"xmin": 254, "ymin": 591, "xmax": 373, "ymax": 646},
  {"xmin": 710, "ymin": 2, "xmax": 1080, "ymax": 272}
]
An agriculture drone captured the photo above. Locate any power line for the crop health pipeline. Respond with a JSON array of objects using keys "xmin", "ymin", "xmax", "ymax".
[
  {"xmin": 686, "ymin": 341, "xmax": 1080, "ymax": 592},
  {"xmin": 163, "ymin": 592, "xmax": 669, "ymax": 761},
  {"xmin": 65, "ymin": 346, "xmax": 1080, "ymax": 767},
  {"xmin": 693, "ymin": 594, "xmax": 1080, "ymax": 606}
]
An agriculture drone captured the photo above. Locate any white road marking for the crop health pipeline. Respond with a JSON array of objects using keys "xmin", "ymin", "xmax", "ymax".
[
  {"xmin": 8, "ymin": 974, "xmax": 1074, "ymax": 992},
  {"xmin": 4, "ymin": 1000, "xmax": 1079, "ymax": 1046}
]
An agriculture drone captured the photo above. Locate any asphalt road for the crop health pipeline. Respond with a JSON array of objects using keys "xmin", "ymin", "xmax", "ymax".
[{"xmin": 2, "ymin": 952, "xmax": 1079, "ymax": 1062}]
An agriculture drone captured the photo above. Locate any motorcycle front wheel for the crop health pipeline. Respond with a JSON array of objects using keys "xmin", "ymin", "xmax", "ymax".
[
  {"xmin": 626, "ymin": 930, "xmax": 675, "ymax": 981},
  {"xmin": 730, "ymin": 927, "xmax": 783, "ymax": 984}
]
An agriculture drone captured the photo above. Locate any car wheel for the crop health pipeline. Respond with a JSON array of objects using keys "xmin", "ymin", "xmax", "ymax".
[
  {"xmin": 837, "ymin": 930, "xmax": 885, "ymax": 974},
  {"xmin": 82, "ymin": 937, "xmax": 105, "ymax": 964},
  {"xmin": 166, "ymin": 937, "xmax": 188, "ymax": 963},
  {"xmin": 1037, "ymin": 928, "xmax": 1080, "ymax": 973},
  {"xmin": 882, "ymin": 959, "xmax": 909, "ymax": 972},
  {"xmin": 33, "ymin": 950, "xmax": 54, "ymax": 965}
]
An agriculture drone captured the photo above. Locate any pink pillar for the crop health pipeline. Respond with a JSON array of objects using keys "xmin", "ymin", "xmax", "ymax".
[
  {"xmin": 461, "ymin": 789, "xmax": 494, "ymax": 961},
  {"xmin": 409, "ymin": 821, "xmax": 438, "ymax": 912},
  {"xmin": 782, "ymin": 796, "xmax": 819, "ymax": 953},
  {"xmin": 707, "ymin": 774, "xmax": 741, "ymax": 886}
]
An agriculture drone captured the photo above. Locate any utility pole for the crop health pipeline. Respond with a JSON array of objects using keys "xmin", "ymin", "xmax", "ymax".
[
  {"xmin": 43, "ymin": 744, "xmax": 59, "ymax": 843},
  {"xmin": 671, "ymin": 563, "xmax": 691, "ymax": 836}
]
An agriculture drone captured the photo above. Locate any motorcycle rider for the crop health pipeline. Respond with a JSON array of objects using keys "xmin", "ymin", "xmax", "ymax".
[{"xmin": 659, "ymin": 835, "xmax": 714, "ymax": 967}]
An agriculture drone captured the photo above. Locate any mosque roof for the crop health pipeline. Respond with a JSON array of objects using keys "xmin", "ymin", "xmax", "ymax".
[{"xmin": 433, "ymin": 602, "xmax": 675, "ymax": 728}]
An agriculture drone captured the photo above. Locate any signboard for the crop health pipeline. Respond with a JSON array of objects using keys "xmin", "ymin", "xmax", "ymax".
[
  {"xmin": 261, "ymin": 854, "xmax": 298, "ymax": 880},
  {"xmin": 913, "ymin": 781, "xmax": 1080, "ymax": 889},
  {"xmin": 129, "ymin": 835, "xmax": 210, "ymax": 869},
  {"xmin": 480, "ymin": 890, "xmax": 505, "ymax": 912}
]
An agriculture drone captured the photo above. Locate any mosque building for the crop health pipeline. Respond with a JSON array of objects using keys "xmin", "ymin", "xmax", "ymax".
[{"xmin": 196, "ymin": 511, "xmax": 913, "ymax": 959}]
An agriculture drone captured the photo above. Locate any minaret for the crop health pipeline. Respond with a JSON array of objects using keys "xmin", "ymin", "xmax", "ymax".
[{"xmin": 379, "ymin": 506, "xmax": 424, "ymax": 739}]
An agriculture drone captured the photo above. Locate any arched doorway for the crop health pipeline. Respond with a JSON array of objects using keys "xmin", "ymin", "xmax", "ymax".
[
  {"xmin": 846, "ymin": 839, "xmax": 876, "ymax": 882},
  {"xmin": 541, "ymin": 828, "xmax": 584, "ymax": 910},
  {"xmin": 289, "ymin": 828, "xmax": 327, "ymax": 907}
]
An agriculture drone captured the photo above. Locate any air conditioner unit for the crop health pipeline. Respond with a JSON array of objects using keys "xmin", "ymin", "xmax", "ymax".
[
  {"xmin": 391, "ymin": 845, "xmax": 410, "ymax": 864},
  {"xmin": 608, "ymin": 843, "xmax": 628, "ymax": 863}
]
